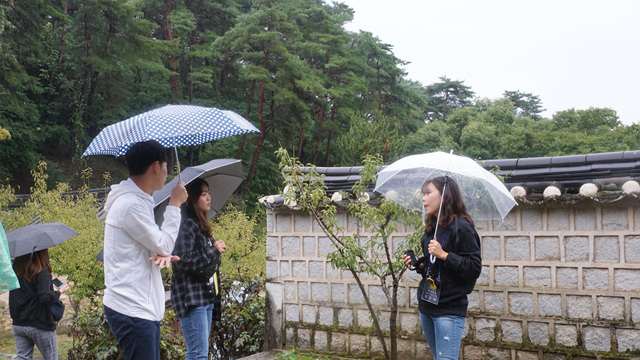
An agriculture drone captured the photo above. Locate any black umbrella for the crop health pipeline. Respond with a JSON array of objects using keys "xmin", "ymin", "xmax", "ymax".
[{"xmin": 7, "ymin": 222, "xmax": 78, "ymax": 259}]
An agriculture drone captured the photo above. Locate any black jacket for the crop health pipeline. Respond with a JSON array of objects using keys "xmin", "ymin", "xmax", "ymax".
[
  {"xmin": 9, "ymin": 269, "xmax": 61, "ymax": 331},
  {"xmin": 417, "ymin": 216, "xmax": 482, "ymax": 317}
]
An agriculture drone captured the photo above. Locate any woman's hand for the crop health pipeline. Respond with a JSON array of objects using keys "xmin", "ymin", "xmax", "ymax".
[
  {"xmin": 428, "ymin": 239, "xmax": 448, "ymax": 261},
  {"xmin": 401, "ymin": 254, "xmax": 412, "ymax": 269},
  {"xmin": 149, "ymin": 255, "xmax": 181, "ymax": 269},
  {"xmin": 214, "ymin": 240, "xmax": 227, "ymax": 254},
  {"xmin": 58, "ymin": 284, "xmax": 69, "ymax": 294}
]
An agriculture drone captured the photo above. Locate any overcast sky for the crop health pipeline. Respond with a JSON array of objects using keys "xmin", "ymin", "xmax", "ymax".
[{"xmin": 338, "ymin": 0, "xmax": 640, "ymax": 125}]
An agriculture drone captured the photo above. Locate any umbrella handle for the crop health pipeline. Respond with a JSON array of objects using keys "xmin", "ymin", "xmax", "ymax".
[
  {"xmin": 173, "ymin": 145, "xmax": 182, "ymax": 182},
  {"xmin": 431, "ymin": 177, "xmax": 448, "ymax": 264}
]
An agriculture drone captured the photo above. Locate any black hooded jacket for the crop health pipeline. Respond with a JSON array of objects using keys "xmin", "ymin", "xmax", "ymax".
[{"xmin": 9, "ymin": 269, "xmax": 61, "ymax": 331}]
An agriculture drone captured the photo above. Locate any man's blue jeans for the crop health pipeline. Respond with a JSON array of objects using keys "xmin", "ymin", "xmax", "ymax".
[
  {"xmin": 419, "ymin": 311, "xmax": 465, "ymax": 360},
  {"xmin": 104, "ymin": 306, "xmax": 161, "ymax": 360},
  {"xmin": 179, "ymin": 303, "xmax": 214, "ymax": 360}
]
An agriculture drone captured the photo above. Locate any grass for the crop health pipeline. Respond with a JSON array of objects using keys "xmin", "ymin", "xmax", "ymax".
[{"xmin": 0, "ymin": 333, "xmax": 73, "ymax": 359}]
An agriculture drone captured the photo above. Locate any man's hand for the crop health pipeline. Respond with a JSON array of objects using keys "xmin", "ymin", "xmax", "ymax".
[
  {"xmin": 168, "ymin": 181, "xmax": 188, "ymax": 207},
  {"xmin": 149, "ymin": 255, "xmax": 181, "ymax": 269}
]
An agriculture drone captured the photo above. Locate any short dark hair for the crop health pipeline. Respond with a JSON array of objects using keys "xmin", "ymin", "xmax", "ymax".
[{"xmin": 125, "ymin": 140, "xmax": 167, "ymax": 176}]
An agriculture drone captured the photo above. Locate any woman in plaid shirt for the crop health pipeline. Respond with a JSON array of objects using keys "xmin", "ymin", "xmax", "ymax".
[{"xmin": 171, "ymin": 178, "xmax": 227, "ymax": 360}]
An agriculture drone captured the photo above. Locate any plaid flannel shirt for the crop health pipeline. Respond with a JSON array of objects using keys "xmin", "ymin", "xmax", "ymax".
[{"xmin": 170, "ymin": 217, "xmax": 220, "ymax": 319}]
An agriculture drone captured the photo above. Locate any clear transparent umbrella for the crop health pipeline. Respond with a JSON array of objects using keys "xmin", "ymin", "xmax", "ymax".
[{"xmin": 374, "ymin": 151, "xmax": 517, "ymax": 221}]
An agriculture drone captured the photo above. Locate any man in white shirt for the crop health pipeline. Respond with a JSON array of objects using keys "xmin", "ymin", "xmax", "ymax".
[{"xmin": 102, "ymin": 140, "xmax": 187, "ymax": 360}]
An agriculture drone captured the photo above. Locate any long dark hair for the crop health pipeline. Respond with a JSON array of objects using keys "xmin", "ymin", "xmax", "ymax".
[
  {"xmin": 422, "ymin": 176, "xmax": 474, "ymax": 235},
  {"xmin": 185, "ymin": 178, "xmax": 212, "ymax": 236},
  {"xmin": 13, "ymin": 249, "xmax": 52, "ymax": 284}
]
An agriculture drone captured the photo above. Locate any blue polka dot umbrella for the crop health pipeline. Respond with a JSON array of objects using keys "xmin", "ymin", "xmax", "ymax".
[{"xmin": 82, "ymin": 104, "xmax": 259, "ymax": 158}]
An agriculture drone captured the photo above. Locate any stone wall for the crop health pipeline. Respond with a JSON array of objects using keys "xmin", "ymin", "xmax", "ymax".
[{"xmin": 264, "ymin": 198, "xmax": 640, "ymax": 359}]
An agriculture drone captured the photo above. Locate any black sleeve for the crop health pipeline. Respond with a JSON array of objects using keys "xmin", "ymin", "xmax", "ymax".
[
  {"xmin": 443, "ymin": 219, "xmax": 482, "ymax": 280},
  {"xmin": 33, "ymin": 269, "xmax": 59, "ymax": 306}
]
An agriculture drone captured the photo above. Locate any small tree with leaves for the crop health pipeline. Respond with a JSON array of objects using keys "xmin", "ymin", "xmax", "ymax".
[{"xmin": 276, "ymin": 148, "xmax": 422, "ymax": 360}]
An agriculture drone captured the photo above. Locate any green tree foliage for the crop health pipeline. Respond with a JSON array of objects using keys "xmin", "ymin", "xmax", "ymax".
[
  {"xmin": 277, "ymin": 148, "xmax": 422, "ymax": 360},
  {"xmin": 503, "ymin": 90, "xmax": 545, "ymax": 120},
  {"xmin": 424, "ymin": 75, "xmax": 475, "ymax": 122}
]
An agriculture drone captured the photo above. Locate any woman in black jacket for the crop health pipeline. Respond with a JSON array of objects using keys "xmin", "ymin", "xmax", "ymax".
[
  {"xmin": 402, "ymin": 176, "xmax": 482, "ymax": 360},
  {"xmin": 10, "ymin": 249, "xmax": 68, "ymax": 360},
  {"xmin": 171, "ymin": 178, "xmax": 227, "ymax": 360}
]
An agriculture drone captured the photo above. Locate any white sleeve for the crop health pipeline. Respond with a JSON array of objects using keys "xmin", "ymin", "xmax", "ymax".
[{"xmin": 121, "ymin": 202, "xmax": 182, "ymax": 256}]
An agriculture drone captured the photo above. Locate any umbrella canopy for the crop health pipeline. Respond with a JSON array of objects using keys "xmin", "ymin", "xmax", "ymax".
[
  {"xmin": 7, "ymin": 222, "xmax": 78, "ymax": 259},
  {"xmin": 374, "ymin": 151, "xmax": 517, "ymax": 221},
  {"xmin": 81, "ymin": 105, "xmax": 259, "ymax": 157},
  {"xmin": 153, "ymin": 158, "xmax": 244, "ymax": 224}
]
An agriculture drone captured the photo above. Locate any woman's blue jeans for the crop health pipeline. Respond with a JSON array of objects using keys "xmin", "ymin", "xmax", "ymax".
[
  {"xmin": 419, "ymin": 311, "xmax": 465, "ymax": 360},
  {"xmin": 179, "ymin": 303, "xmax": 214, "ymax": 360}
]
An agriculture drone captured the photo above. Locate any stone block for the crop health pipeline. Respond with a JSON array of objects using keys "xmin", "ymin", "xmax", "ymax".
[
  {"xmin": 326, "ymin": 264, "xmax": 340, "ymax": 280},
  {"xmin": 303, "ymin": 236, "xmax": 316, "ymax": 256},
  {"xmin": 357, "ymin": 309, "xmax": 372, "ymax": 328},
  {"xmin": 331, "ymin": 332, "xmax": 346, "ymax": 352},
  {"xmin": 486, "ymin": 347, "xmax": 511, "ymax": 359},
  {"xmin": 522, "ymin": 209, "xmax": 543, "ymax": 230},
  {"xmin": 370, "ymin": 336, "xmax": 390, "ymax": 356},
  {"xmin": 475, "ymin": 317, "xmax": 496, "ymax": 341},
  {"xmin": 409, "ymin": 287, "xmax": 419, "ymax": 307},
  {"xmin": 482, "ymin": 236, "xmax": 501, "ymax": 260},
  {"xmin": 284, "ymin": 281, "xmax": 296, "ymax": 301},
  {"xmin": 297, "ymin": 328, "xmax": 312, "ymax": 349},
  {"xmin": 397, "ymin": 339, "xmax": 414, "ymax": 359},
  {"xmin": 632, "ymin": 298, "xmax": 640, "ymax": 322},
  {"xmin": 285, "ymin": 304, "xmax": 299, "ymax": 322},
  {"xmin": 266, "ymin": 236, "xmax": 280, "ymax": 257},
  {"xmin": 535, "ymin": 236, "xmax": 561, "ymax": 260},
  {"xmin": 400, "ymin": 312, "xmax": 417, "ymax": 334},
  {"xmin": 392, "ymin": 235, "xmax": 405, "ymax": 254},
  {"xmin": 302, "ymin": 305, "xmax": 316, "ymax": 324},
  {"xmin": 292, "ymin": 261, "xmax": 307, "ymax": 278},
  {"xmin": 396, "ymin": 286, "xmax": 406, "ymax": 308},
  {"xmin": 338, "ymin": 308, "xmax": 353, "ymax": 327},
  {"xmin": 583, "ymin": 268, "xmax": 609, "ymax": 290},
  {"xmin": 346, "ymin": 213, "xmax": 358, "ymax": 232},
  {"xmin": 369, "ymin": 285, "xmax": 387, "ymax": 306},
  {"xmin": 348, "ymin": 284, "xmax": 364, "ymax": 304},
  {"xmin": 509, "ymin": 292, "xmax": 534, "ymax": 316},
  {"xmin": 495, "ymin": 266, "xmax": 519, "ymax": 287},
  {"xmin": 286, "ymin": 327, "xmax": 295, "ymax": 348},
  {"xmin": 594, "ymin": 236, "xmax": 620, "ymax": 262},
  {"xmin": 539, "ymin": 294, "xmax": 562, "ymax": 317},
  {"xmin": 524, "ymin": 266, "xmax": 551, "ymax": 288},
  {"xmin": 501, "ymin": 320, "xmax": 523, "ymax": 343},
  {"xmin": 596, "ymin": 296, "xmax": 624, "ymax": 321},
  {"xmin": 266, "ymin": 260, "xmax": 278, "ymax": 280},
  {"xmin": 564, "ymin": 236, "xmax": 589, "ymax": 262},
  {"xmin": 602, "ymin": 207, "xmax": 628, "ymax": 230},
  {"xmin": 276, "ymin": 214, "xmax": 292, "ymax": 232},
  {"xmin": 318, "ymin": 307, "xmax": 333, "ymax": 326},
  {"xmin": 517, "ymin": 350, "xmax": 539, "ymax": 360},
  {"xmin": 484, "ymin": 291, "xmax": 505, "ymax": 314},
  {"xmin": 318, "ymin": 236, "xmax": 333, "ymax": 256},
  {"xmin": 548, "ymin": 208, "xmax": 570, "ymax": 230},
  {"xmin": 555, "ymin": 324, "xmax": 578, "ymax": 347},
  {"xmin": 349, "ymin": 334, "xmax": 367, "ymax": 354},
  {"xmin": 615, "ymin": 269, "xmax": 640, "ymax": 291},
  {"xmin": 494, "ymin": 212, "xmax": 517, "ymax": 230},
  {"xmin": 616, "ymin": 328, "xmax": 640, "ymax": 352},
  {"xmin": 309, "ymin": 261, "xmax": 323, "ymax": 279},
  {"xmin": 282, "ymin": 236, "xmax": 301, "ymax": 256},
  {"xmin": 505, "ymin": 236, "xmax": 531, "ymax": 260},
  {"xmin": 378, "ymin": 311, "xmax": 391, "ymax": 332},
  {"xmin": 312, "ymin": 282, "xmax": 328, "ymax": 302},
  {"xmin": 314, "ymin": 330, "xmax": 328, "ymax": 351},
  {"xmin": 575, "ymin": 208, "xmax": 597, "ymax": 230},
  {"xmin": 528, "ymin": 322, "xmax": 549, "ymax": 346},
  {"xmin": 468, "ymin": 290, "xmax": 480, "ymax": 312},
  {"xmin": 542, "ymin": 354, "xmax": 567, "ymax": 360},
  {"xmin": 567, "ymin": 295, "xmax": 592, "ymax": 320},
  {"xmin": 463, "ymin": 345, "xmax": 484, "ymax": 359},
  {"xmin": 477, "ymin": 265, "xmax": 490, "ymax": 286},
  {"xmin": 556, "ymin": 267, "xmax": 579, "ymax": 289},
  {"xmin": 280, "ymin": 260, "xmax": 291, "ymax": 277},
  {"xmin": 266, "ymin": 212, "xmax": 275, "ymax": 233},
  {"xmin": 584, "ymin": 326, "xmax": 610, "ymax": 352},
  {"xmin": 331, "ymin": 283, "xmax": 345, "ymax": 303},
  {"xmin": 625, "ymin": 236, "xmax": 640, "ymax": 263},
  {"xmin": 294, "ymin": 213, "xmax": 311, "ymax": 233},
  {"xmin": 298, "ymin": 282, "xmax": 309, "ymax": 300}
]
